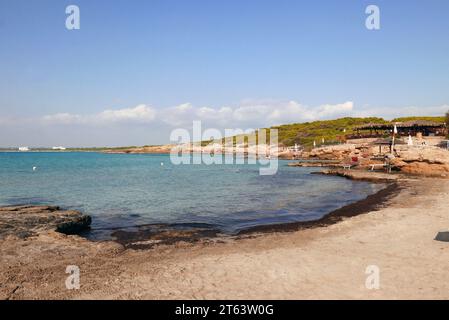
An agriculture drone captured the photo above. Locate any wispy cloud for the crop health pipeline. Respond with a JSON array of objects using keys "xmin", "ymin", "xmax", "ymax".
[
  {"xmin": 41, "ymin": 104, "xmax": 156, "ymax": 125},
  {"xmin": 4, "ymin": 101, "xmax": 448, "ymax": 130},
  {"xmin": 34, "ymin": 100, "xmax": 355, "ymax": 128},
  {"xmin": 1, "ymin": 100, "xmax": 447, "ymax": 147}
]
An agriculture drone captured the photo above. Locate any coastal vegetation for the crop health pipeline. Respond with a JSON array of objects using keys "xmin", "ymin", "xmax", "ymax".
[
  {"xmin": 391, "ymin": 116, "xmax": 446, "ymax": 123},
  {"xmin": 270, "ymin": 117, "xmax": 386, "ymax": 147},
  {"xmin": 224, "ymin": 116, "xmax": 447, "ymax": 148},
  {"xmin": 218, "ymin": 117, "xmax": 385, "ymax": 148}
]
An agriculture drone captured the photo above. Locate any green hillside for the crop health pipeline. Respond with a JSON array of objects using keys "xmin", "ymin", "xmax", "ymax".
[
  {"xmin": 221, "ymin": 115, "xmax": 447, "ymax": 148},
  {"xmin": 391, "ymin": 116, "xmax": 446, "ymax": 123},
  {"xmin": 271, "ymin": 117, "xmax": 387, "ymax": 147},
  {"xmin": 63, "ymin": 116, "xmax": 448, "ymax": 151}
]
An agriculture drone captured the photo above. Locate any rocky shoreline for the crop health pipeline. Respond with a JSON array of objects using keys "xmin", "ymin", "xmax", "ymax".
[
  {"xmin": 313, "ymin": 169, "xmax": 402, "ymax": 182},
  {"xmin": 0, "ymin": 169, "xmax": 405, "ymax": 247},
  {"xmin": 104, "ymin": 140, "xmax": 449, "ymax": 178},
  {"xmin": 289, "ymin": 144, "xmax": 449, "ymax": 178},
  {"xmin": 2, "ymin": 176, "xmax": 448, "ymax": 299},
  {"xmin": 0, "ymin": 169, "xmax": 448, "ymax": 300},
  {"xmin": 103, "ymin": 145, "xmax": 173, "ymax": 154},
  {"xmin": 0, "ymin": 151, "xmax": 440, "ymax": 248},
  {"xmin": 0, "ymin": 205, "xmax": 91, "ymax": 240}
]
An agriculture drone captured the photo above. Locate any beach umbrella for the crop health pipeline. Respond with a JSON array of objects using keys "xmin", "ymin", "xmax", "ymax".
[
  {"xmin": 408, "ymin": 135, "xmax": 413, "ymax": 146},
  {"xmin": 392, "ymin": 124, "xmax": 398, "ymax": 149}
]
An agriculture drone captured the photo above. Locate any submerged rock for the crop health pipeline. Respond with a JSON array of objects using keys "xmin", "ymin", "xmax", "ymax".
[
  {"xmin": 316, "ymin": 169, "xmax": 401, "ymax": 182},
  {"xmin": 0, "ymin": 205, "xmax": 91, "ymax": 239}
]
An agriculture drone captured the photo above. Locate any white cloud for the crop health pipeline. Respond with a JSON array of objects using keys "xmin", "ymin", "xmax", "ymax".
[
  {"xmin": 158, "ymin": 103, "xmax": 194, "ymax": 126},
  {"xmin": 2, "ymin": 100, "xmax": 448, "ymax": 147},
  {"xmin": 41, "ymin": 104, "xmax": 156, "ymax": 125},
  {"xmin": 156, "ymin": 100, "xmax": 355, "ymax": 128},
  {"xmin": 98, "ymin": 104, "xmax": 156, "ymax": 123},
  {"xmin": 14, "ymin": 101, "xmax": 449, "ymax": 130},
  {"xmin": 32, "ymin": 100, "xmax": 356, "ymax": 135},
  {"xmin": 42, "ymin": 113, "xmax": 83, "ymax": 124},
  {"xmin": 317, "ymin": 101, "xmax": 354, "ymax": 118},
  {"xmin": 40, "ymin": 100, "xmax": 434, "ymax": 130}
]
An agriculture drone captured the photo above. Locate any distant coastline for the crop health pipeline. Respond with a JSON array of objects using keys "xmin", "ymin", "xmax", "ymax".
[{"xmin": 2, "ymin": 116, "xmax": 446, "ymax": 154}]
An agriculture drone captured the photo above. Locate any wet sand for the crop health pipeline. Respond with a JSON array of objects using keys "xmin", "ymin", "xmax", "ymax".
[{"xmin": 1, "ymin": 177, "xmax": 449, "ymax": 299}]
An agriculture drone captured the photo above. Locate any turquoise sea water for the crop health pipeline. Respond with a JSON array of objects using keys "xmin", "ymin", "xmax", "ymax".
[{"xmin": 0, "ymin": 152, "xmax": 382, "ymax": 238}]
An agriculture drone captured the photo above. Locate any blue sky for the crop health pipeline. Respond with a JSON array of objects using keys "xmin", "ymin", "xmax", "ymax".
[{"xmin": 0, "ymin": 0, "xmax": 448, "ymax": 146}]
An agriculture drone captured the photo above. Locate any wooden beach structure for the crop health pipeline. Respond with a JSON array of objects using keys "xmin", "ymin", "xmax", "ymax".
[
  {"xmin": 348, "ymin": 120, "xmax": 447, "ymax": 139},
  {"xmin": 372, "ymin": 137, "xmax": 406, "ymax": 155}
]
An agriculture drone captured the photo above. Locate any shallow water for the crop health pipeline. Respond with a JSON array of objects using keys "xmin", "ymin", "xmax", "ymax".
[{"xmin": 0, "ymin": 152, "xmax": 383, "ymax": 238}]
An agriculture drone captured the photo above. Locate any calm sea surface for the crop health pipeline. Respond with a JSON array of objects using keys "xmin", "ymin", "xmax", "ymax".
[{"xmin": 0, "ymin": 152, "xmax": 383, "ymax": 237}]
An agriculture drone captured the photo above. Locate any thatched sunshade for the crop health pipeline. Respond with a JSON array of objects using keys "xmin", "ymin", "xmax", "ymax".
[
  {"xmin": 399, "ymin": 120, "xmax": 446, "ymax": 128},
  {"xmin": 355, "ymin": 123, "xmax": 391, "ymax": 130},
  {"xmin": 356, "ymin": 120, "xmax": 445, "ymax": 131}
]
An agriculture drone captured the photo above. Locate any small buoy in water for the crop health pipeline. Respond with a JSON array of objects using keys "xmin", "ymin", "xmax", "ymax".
[
  {"xmin": 160, "ymin": 162, "xmax": 164, "ymax": 166},
  {"xmin": 32, "ymin": 166, "xmax": 37, "ymax": 171}
]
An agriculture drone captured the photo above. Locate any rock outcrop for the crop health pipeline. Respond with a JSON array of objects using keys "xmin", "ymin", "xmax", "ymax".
[
  {"xmin": 316, "ymin": 169, "xmax": 401, "ymax": 182},
  {"xmin": 301, "ymin": 144, "xmax": 357, "ymax": 160},
  {"xmin": 392, "ymin": 146, "xmax": 449, "ymax": 177},
  {"xmin": 299, "ymin": 143, "xmax": 449, "ymax": 178},
  {"xmin": 104, "ymin": 145, "xmax": 174, "ymax": 154},
  {"xmin": 0, "ymin": 205, "xmax": 91, "ymax": 239},
  {"xmin": 399, "ymin": 162, "xmax": 449, "ymax": 177},
  {"xmin": 394, "ymin": 146, "xmax": 449, "ymax": 164}
]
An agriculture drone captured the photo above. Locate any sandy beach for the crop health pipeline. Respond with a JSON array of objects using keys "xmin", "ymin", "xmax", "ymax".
[{"xmin": 1, "ymin": 175, "xmax": 449, "ymax": 300}]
